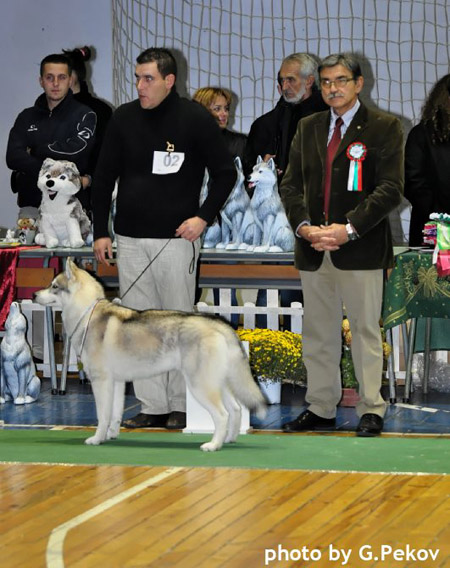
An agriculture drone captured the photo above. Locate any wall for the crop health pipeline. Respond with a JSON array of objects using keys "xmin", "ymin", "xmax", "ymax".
[{"xmin": 0, "ymin": 0, "xmax": 113, "ymax": 229}]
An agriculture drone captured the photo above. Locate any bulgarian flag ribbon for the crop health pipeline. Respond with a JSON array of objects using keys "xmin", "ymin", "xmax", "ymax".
[{"xmin": 346, "ymin": 142, "xmax": 367, "ymax": 192}]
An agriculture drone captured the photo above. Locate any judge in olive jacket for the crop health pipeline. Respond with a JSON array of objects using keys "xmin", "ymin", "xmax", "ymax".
[{"xmin": 280, "ymin": 53, "xmax": 404, "ymax": 437}]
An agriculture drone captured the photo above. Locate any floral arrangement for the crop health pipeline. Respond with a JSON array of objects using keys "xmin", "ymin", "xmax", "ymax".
[
  {"xmin": 341, "ymin": 318, "xmax": 392, "ymax": 388},
  {"xmin": 237, "ymin": 328, "xmax": 306, "ymax": 384},
  {"xmin": 236, "ymin": 321, "xmax": 392, "ymax": 388}
]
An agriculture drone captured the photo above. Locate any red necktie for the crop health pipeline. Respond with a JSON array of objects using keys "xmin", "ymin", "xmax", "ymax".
[{"xmin": 323, "ymin": 117, "xmax": 343, "ymax": 222}]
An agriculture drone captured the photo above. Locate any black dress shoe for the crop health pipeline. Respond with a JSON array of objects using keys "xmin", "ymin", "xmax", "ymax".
[
  {"xmin": 122, "ymin": 413, "xmax": 169, "ymax": 428},
  {"xmin": 282, "ymin": 410, "xmax": 336, "ymax": 433},
  {"xmin": 165, "ymin": 411, "xmax": 187, "ymax": 430},
  {"xmin": 356, "ymin": 413, "xmax": 384, "ymax": 437}
]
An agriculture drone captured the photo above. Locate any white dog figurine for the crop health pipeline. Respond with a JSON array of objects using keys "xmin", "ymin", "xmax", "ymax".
[
  {"xmin": 0, "ymin": 302, "xmax": 41, "ymax": 405},
  {"xmin": 35, "ymin": 158, "xmax": 92, "ymax": 248},
  {"xmin": 247, "ymin": 156, "xmax": 295, "ymax": 252}
]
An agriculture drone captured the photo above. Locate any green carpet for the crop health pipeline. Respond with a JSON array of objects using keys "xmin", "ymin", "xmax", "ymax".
[{"xmin": 0, "ymin": 429, "xmax": 449, "ymax": 474}]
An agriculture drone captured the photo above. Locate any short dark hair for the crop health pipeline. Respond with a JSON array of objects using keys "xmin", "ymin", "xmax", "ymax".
[
  {"xmin": 318, "ymin": 53, "xmax": 362, "ymax": 79},
  {"xmin": 136, "ymin": 48, "xmax": 177, "ymax": 79},
  {"xmin": 40, "ymin": 54, "xmax": 72, "ymax": 77}
]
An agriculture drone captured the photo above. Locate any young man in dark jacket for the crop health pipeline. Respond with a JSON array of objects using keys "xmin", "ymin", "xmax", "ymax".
[{"xmin": 6, "ymin": 53, "xmax": 96, "ymax": 217}]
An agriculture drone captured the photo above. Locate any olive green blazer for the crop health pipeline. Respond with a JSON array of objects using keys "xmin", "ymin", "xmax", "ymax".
[{"xmin": 280, "ymin": 102, "xmax": 404, "ymax": 271}]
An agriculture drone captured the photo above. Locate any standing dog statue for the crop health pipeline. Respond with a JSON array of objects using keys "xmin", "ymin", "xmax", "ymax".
[
  {"xmin": 35, "ymin": 158, "xmax": 92, "ymax": 248},
  {"xmin": 0, "ymin": 302, "xmax": 41, "ymax": 405},
  {"xmin": 34, "ymin": 259, "xmax": 266, "ymax": 451},
  {"xmin": 247, "ymin": 156, "xmax": 295, "ymax": 252}
]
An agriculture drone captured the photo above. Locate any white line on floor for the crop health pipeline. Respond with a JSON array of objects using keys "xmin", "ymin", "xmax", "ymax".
[
  {"xmin": 395, "ymin": 402, "xmax": 450, "ymax": 414},
  {"xmin": 46, "ymin": 466, "xmax": 183, "ymax": 568}
]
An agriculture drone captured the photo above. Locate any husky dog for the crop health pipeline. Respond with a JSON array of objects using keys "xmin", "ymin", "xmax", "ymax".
[
  {"xmin": 247, "ymin": 157, "xmax": 295, "ymax": 252},
  {"xmin": 34, "ymin": 259, "xmax": 266, "ymax": 451},
  {"xmin": 0, "ymin": 302, "xmax": 41, "ymax": 405},
  {"xmin": 35, "ymin": 158, "xmax": 92, "ymax": 248}
]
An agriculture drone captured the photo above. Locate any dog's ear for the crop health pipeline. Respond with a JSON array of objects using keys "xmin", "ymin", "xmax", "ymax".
[
  {"xmin": 65, "ymin": 257, "xmax": 78, "ymax": 280},
  {"xmin": 41, "ymin": 157, "xmax": 55, "ymax": 171},
  {"xmin": 267, "ymin": 157, "xmax": 276, "ymax": 173},
  {"xmin": 256, "ymin": 155, "xmax": 263, "ymax": 165}
]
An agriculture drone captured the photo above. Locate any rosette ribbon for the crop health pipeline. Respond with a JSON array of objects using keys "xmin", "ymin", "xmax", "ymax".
[{"xmin": 346, "ymin": 142, "xmax": 367, "ymax": 192}]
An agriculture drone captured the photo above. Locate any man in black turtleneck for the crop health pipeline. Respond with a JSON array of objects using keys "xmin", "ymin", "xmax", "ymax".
[
  {"xmin": 92, "ymin": 48, "xmax": 236, "ymax": 431},
  {"xmin": 245, "ymin": 52, "xmax": 328, "ymax": 180}
]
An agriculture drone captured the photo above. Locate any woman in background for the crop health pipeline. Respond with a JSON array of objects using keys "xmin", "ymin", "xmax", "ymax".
[
  {"xmin": 63, "ymin": 46, "xmax": 114, "ymax": 213},
  {"xmin": 193, "ymin": 87, "xmax": 247, "ymax": 161},
  {"xmin": 405, "ymin": 74, "xmax": 450, "ymax": 245},
  {"xmin": 193, "ymin": 87, "xmax": 247, "ymax": 321}
]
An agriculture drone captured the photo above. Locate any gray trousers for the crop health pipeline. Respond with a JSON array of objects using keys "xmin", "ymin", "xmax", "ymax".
[
  {"xmin": 300, "ymin": 252, "xmax": 387, "ymax": 419},
  {"xmin": 116, "ymin": 235, "xmax": 200, "ymax": 414}
]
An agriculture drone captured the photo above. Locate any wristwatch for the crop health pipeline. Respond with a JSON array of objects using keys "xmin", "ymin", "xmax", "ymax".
[{"xmin": 345, "ymin": 223, "xmax": 358, "ymax": 241}]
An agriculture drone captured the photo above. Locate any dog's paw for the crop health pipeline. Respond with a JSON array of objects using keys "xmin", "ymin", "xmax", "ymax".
[
  {"xmin": 70, "ymin": 239, "xmax": 84, "ymax": 248},
  {"xmin": 106, "ymin": 426, "xmax": 120, "ymax": 440},
  {"xmin": 224, "ymin": 434, "xmax": 238, "ymax": 444},
  {"xmin": 200, "ymin": 441, "xmax": 222, "ymax": 452},
  {"xmin": 225, "ymin": 243, "xmax": 238, "ymax": 250},
  {"xmin": 46, "ymin": 237, "xmax": 58, "ymax": 249},
  {"xmin": 24, "ymin": 395, "xmax": 37, "ymax": 404},
  {"xmin": 0, "ymin": 396, "xmax": 5, "ymax": 404},
  {"xmin": 14, "ymin": 396, "xmax": 26, "ymax": 405},
  {"xmin": 84, "ymin": 435, "xmax": 104, "ymax": 445}
]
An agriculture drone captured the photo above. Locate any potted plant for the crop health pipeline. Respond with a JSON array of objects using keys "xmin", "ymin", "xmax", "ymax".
[{"xmin": 237, "ymin": 328, "xmax": 307, "ymax": 403}]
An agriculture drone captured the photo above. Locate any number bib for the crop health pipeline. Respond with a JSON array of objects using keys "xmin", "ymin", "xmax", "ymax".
[{"xmin": 152, "ymin": 151, "xmax": 185, "ymax": 175}]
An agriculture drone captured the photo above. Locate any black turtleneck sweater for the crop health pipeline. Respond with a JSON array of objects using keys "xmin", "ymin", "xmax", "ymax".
[{"xmin": 92, "ymin": 90, "xmax": 236, "ymax": 239}]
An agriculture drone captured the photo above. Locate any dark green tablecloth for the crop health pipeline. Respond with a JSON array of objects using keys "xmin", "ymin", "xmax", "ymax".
[{"xmin": 383, "ymin": 251, "xmax": 450, "ymax": 351}]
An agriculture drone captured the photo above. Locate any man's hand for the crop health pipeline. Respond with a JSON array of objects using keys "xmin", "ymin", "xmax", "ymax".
[
  {"xmin": 94, "ymin": 237, "xmax": 113, "ymax": 265},
  {"xmin": 175, "ymin": 216, "xmax": 207, "ymax": 242},
  {"xmin": 298, "ymin": 223, "xmax": 348, "ymax": 251}
]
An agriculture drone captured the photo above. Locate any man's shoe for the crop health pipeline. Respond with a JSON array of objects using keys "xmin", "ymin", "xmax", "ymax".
[
  {"xmin": 166, "ymin": 411, "xmax": 187, "ymax": 430},
  {"xmin": 122, "ymin": 413, "xmax": 169, "ymax": 428},
  {"xmin": 282, "ymin": 410, "xmax": 336, "ymax": 433},
  {"xmin": 356, "ymin": 413, "xmax": 384, "ymax": 437}
]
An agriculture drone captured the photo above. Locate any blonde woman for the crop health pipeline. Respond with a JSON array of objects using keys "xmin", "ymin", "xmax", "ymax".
[{"xmin": 193, "ymin": 87, "xmax": 247, "ymax": 161}]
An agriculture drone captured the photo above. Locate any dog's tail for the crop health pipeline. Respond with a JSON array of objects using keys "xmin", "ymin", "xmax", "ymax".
[{"xmin": 227, "ymin": 340, "xmax": 267, "ymax": 419}]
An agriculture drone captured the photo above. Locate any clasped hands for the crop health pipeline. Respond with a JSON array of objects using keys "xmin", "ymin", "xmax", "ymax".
[{"xmin": 298, "ymin": 223, "xmax": 349, "ymax": 251}]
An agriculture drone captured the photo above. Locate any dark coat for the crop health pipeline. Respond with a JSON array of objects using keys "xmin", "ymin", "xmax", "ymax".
[
  {"xmin": 6, "ymin": 90, "xmax": 96, "ymax": 209},
  {"xmin": 244, "ymin": 89, "xmax": 328, "ymax": 179},
  {"xmin": 280, "ymin": 102, "xmax": 404, "ymax": 271},
  {"xmin": 405, "ymin": 122, "xmax": 450, "ymax": 246}
]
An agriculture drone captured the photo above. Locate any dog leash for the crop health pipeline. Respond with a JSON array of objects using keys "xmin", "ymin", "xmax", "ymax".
[
  {"xmin": 118, "ymin": 239, "xmax": 196, "ymax": 303},
  {"xmin": 68, "ymin": 298, "xmax": 104, "ymax": 359}
]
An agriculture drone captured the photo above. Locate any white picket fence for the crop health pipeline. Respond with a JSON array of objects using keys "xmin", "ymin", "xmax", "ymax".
[{"xmin": 196, "ymin": 288, "xmax": 303, "ymax": 333}]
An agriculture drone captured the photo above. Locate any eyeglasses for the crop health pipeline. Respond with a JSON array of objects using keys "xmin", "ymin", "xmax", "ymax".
[{"xmin": 320, "ymin": 77, "xmax": 356, "ymax": 89}]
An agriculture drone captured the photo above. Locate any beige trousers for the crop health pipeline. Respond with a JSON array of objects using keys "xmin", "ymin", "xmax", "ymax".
[
  {"xmin": 116, "ymin": 235, "xmax": 200, "ymax": 414},
  {"xmin": 300, "ymin": 252, "xmax": 387, "ymax": 419}
]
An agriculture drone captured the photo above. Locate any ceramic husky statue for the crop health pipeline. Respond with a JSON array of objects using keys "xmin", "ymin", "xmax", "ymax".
[
  {"xmin": 200, "ymin": 169, "xmax": 222, "ymax": 248},
  {"xmin": 217, "ymin": 157, "xmax": 252, "ymax": 249},
  {"xmin": 247, "ymin": 157, "xmax": 295, "ymax": 252},
  {"xmin": 0, "ymin": 302, "xmax": 41, "ymax": 405},
  {"xmin": 35, "ymin": 158, "xmax": 92, "ymax": 248},
  {"xmin": 201, "ymin": 157, "xmax": 256, "ymax": 250}
]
